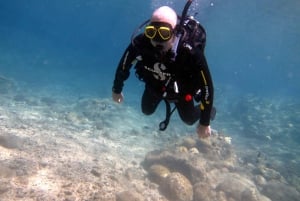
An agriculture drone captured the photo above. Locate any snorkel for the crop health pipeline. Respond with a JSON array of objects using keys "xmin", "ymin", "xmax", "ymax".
[{"xmin": 171, "ymin": 0, "xmax": 193, "ymax": 61}]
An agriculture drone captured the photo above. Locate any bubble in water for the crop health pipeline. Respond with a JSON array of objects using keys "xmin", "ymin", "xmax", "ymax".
[
  {"xmin": 150, "ymin": 0, "xmax": 212, "ymax": 16},
  {"xmin": 150, "ymin": 0, "xmax": 175, "ymax": 10}
]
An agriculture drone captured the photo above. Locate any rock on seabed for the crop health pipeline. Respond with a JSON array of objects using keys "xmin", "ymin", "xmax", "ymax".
[
  {"xmin": 142, "ymin": 135, "xmax": 274, "ymax": 201},
  {"xmin": 161, "ymin": 172, "xmax": 193, "ymax": 201}
]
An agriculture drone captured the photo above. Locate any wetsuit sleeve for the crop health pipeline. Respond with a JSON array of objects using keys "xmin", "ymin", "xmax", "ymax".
[
  {"xmin": 194, "ymin": 51, "xmax": 214, "ymax": 126},
  {"xmin": 112, "ymin": 44, "xmax": 138, "ymax": 94}
]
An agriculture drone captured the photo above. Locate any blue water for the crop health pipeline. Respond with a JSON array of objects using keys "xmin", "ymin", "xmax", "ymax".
[
  {"xmin": 1, "ymin": 0, "xmax": 300, "ymax": 195},
  {"xmin": 1, "ymin": 0, "xmax": 299, "ymax": 95}
]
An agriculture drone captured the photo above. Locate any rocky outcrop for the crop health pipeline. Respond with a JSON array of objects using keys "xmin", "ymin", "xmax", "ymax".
[
  {"xmin": 142, "ymin": 134, "xmax": 276, "ymax": 201},
  {"xmin": 161, "ymin": 172, "xmax": 193, "ymax": 201}
]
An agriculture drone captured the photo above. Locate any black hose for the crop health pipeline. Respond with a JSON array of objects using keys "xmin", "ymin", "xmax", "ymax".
[
  {"xmin": 159, "ymin": 100, "xmax": 177, "ymax": 131},
  {"xmin": 179, "ymin": 0, "xmax": 193, "ymax": 29},
  {"xmin": 171, "ymin": 0, "xmax": 194, "ymax": 61}
]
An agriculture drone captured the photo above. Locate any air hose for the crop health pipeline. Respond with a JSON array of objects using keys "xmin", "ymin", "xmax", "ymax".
[
  {"xmin": 171, "ymin": 0, "xmax": 193, "ymax": 61},
  {"xmin": 159, "ymin": 0, "xmax": 194, "ymax": 131}
]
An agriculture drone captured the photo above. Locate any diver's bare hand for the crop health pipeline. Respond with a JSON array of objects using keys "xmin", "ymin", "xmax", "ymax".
[
  {"xmin": 197, "ymin": 124, "xmax": 211, "ymax": 138},
  {"xmin": 112, "ymin": 92, "xmax": 123, "ymax": 103}
]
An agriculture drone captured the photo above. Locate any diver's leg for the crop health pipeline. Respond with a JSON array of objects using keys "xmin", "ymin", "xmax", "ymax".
[
  {"xmin": 176, "ymin": 100, "xmax": 200, "ymax": 125},
  {"xmin": 141, "ymin": 85, "xmax": 162, "ymax": 115}
]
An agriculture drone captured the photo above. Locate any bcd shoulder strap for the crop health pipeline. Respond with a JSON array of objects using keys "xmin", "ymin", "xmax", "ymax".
[{"xmin": 181, "ymin": 17, "xmax": 206, "ymax": 53}]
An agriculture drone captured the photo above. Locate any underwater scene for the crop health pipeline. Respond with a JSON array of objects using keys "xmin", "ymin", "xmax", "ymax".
[{"xmin": 0, "ymin": 0, "xmax": 299, "ymax": 200}]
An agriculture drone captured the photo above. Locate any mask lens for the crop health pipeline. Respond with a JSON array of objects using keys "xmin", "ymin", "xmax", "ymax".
[
  {"xmin": 158, "ymin": 27, "xmax": 172, "ymax": 40},
  {"xmin": 145, "ymin": 26, "xmax": 157, "ymax": 39}
]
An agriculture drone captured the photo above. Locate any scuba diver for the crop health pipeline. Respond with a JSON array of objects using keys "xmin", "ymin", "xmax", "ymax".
[{"xmin": 112, "ymin": 1, "xmax": 215, "ymax": 138}]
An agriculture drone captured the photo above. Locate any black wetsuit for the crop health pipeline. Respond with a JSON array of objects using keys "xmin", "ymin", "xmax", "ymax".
[{"xmin": 112, "ymin": 34, "xmax": 214, "ymax": 126}]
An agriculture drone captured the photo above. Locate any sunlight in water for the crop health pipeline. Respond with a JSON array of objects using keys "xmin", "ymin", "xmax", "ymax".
[{"xmin": 0, "ymin": 0, "xmax": 299, "ymax": 200}]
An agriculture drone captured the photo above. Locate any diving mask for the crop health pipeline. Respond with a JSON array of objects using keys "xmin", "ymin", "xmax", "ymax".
[{"xmin": 144, "ymin": 22, "xmax": 173, "ymax": 42}]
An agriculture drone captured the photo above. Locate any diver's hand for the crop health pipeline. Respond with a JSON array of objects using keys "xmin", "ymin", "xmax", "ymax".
[
  {"xmin": 197, "ymin": 124, "xmax": 211, "ymax": 138},
  {"xmin": 112, "ymin": 92, "xmax": 124, "ymax": 103}
]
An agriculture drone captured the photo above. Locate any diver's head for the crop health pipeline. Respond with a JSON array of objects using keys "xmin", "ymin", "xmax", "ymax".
[
  {"xmin": 151, "ymin": 6, "xmax": 177, "ymax": 29},
  {"xmin": 145, "ymin": 6, "xmax": 178, "ymax": 52}
]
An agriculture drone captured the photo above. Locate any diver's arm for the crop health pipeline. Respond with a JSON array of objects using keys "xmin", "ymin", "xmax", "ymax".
[
  {"xmin": 195, "ymin": 51, "xmax": 214, "ymax": 126},
  {"xmin": 112, "ymin": 44, "xmax": 138, "ymax": 95},
  {"xmin": 192, "ymin": 51, "xmax": 214, "ymax": 138}
]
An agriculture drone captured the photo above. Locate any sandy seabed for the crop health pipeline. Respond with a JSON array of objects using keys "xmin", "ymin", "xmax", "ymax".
[
  {"xmin": 0, "ymin": 80, "xmax": 185, "ymax": 200},
  {"xmin": 0, "ymin": 82, "xmax": 300, "ymax": 201}
]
